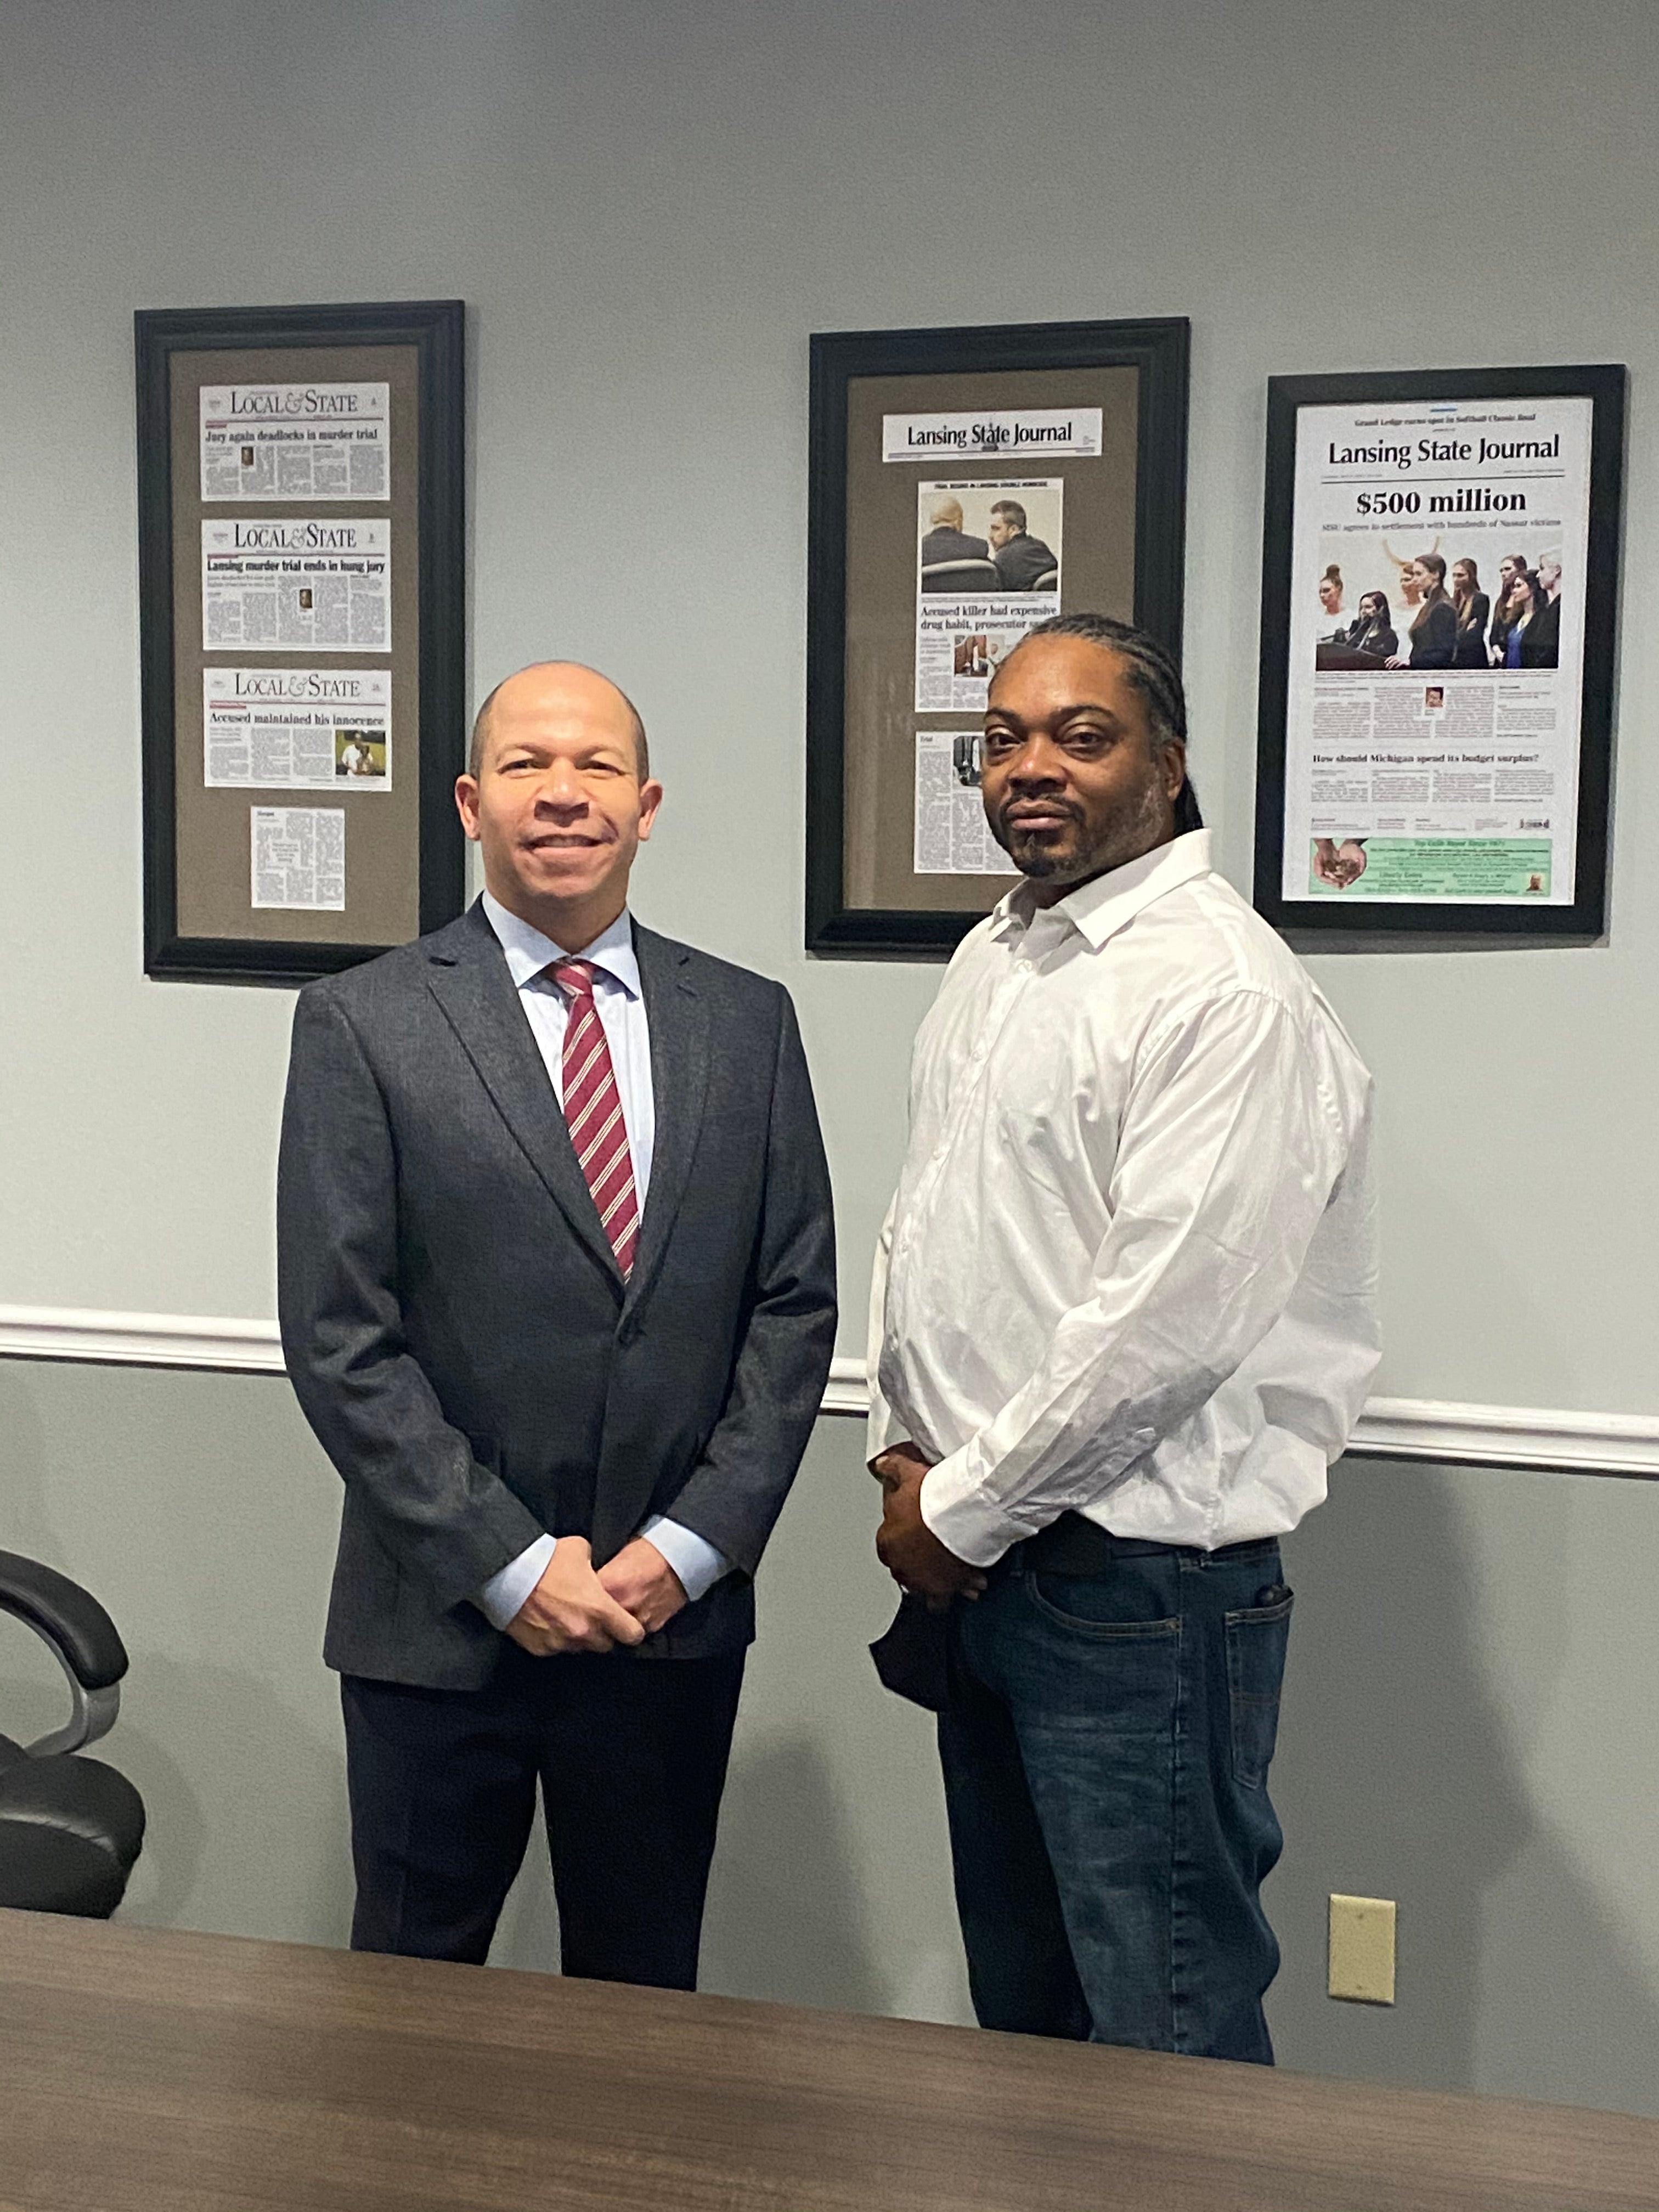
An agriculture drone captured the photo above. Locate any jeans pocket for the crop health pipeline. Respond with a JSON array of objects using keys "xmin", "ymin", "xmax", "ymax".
[
  {"xmin": 1020, "ymin": 1571, "xmax": 1181, "ymax": 1737},
  {"xmin": 1225, "ymin": 1585, "xmax": 1293, "ymax": 1790},
  {"xmin": 1026, "ymin": 1571, "xmax": 1180, "ymax": 1641}
]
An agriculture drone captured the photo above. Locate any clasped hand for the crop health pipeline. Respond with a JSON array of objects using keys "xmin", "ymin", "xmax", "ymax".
[
  {"xmin": 871, "ymin": 1442, "xmax": 987, "ymax": 1612},
  {"xmin": 505, "ymin": 1534, "xmax": 687, "ymax": 1656}
]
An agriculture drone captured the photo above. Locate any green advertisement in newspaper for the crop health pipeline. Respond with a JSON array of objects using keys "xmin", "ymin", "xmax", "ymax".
[{"xmin": 1307, "ymin": 838, "xmax": 1552, "ymax": 898}]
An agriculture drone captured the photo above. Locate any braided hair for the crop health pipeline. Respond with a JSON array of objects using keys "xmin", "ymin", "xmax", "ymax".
[{"xmin": 1005, "ymin": 612, "xmax": 1202, "ymax": 832}]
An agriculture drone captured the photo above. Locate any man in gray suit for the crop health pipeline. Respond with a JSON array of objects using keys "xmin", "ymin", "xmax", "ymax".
[
  {"xmin": 278, "ymin": 661, "xmax": 836, "ymax": 1988},
  {"xmin": 988, "ymin": 499, "xmax": 1058, "ymax": 592}
]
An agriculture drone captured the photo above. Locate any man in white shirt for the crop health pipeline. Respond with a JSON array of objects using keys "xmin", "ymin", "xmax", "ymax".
[
  {"xmin": 868, "ymin": 613, "xmax": 1379, "ymax": 2062},
  {"xmin": 279, "ymin": 661, "xmax": 835, "ymax": 1985}
]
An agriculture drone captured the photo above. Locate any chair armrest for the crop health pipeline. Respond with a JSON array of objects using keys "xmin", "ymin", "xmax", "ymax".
[{"xmin": 0, "ymin": 1551, "xmax": 128, "ymax": 1691}]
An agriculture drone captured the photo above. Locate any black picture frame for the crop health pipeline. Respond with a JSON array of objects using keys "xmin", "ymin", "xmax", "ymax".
[
  {"xmin": 806, "ymin": 317, "xmax": 1190, "ymax": 958},
  {"xmin": 1254, "ymin": 363, "xmax": 1626, "ymax": 944},
  {"xmin": 136, "ymin": 298, "xmax": 466, "ymax": 986}
]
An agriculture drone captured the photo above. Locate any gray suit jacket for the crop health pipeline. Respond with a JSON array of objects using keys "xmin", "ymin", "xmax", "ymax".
[{"xmin": 276, "ymin": 900, "xmax": 837, "ymax": 1690}]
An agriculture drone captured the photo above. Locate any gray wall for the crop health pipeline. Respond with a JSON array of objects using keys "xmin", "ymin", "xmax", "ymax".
[
  {"xmin": 6, "ymin": 1356, "xmax": 1658, "ymax": 2117},
  {"xmin": 2, "ymin": 0, "xmax": 1657, "ymax": 2120}
]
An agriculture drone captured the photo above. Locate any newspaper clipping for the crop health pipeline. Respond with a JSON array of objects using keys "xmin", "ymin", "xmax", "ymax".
[
  {"xmin": 913, "ymin": 731, "xmax": 1014, "ymax": 876},
  {"xmin": 202, "ymin": 520, "xmax": 391, "ymax": 651},
  {"xmin": 204, "ymin": 669, "xmax": 391, "ymax": 791},
  {"xmin": 251, "ymin": 807, "xmax": 346, "ymax": 911},
  {"xmin": 913, "ymin": 478, "xmax": 1063, "ymax": 711},
  {"xmin": 200, "ymin": 382, "xmax": 390, "ymax": 501},
  {"xmin": 1284, "ymin": 393, "xmax": 1590, "ymax": 904}
]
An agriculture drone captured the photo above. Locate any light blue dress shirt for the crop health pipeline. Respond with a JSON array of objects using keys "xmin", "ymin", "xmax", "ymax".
[{"xmin": 476, "ymin": 893, "xmax": 730, "ymax": 1629}]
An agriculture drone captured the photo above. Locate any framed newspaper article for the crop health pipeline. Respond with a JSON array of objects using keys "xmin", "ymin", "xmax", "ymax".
[
  {"xmin": 805, "ymin": 317, "xmax": 1189, "ymax": 957},
  {"xmin": 136, "ymin": 299, "xmax": 466, "ymax": 985},
  {"xmin": 1255, "ymin": 363, "xmax": 1626, "ymax": 942}
]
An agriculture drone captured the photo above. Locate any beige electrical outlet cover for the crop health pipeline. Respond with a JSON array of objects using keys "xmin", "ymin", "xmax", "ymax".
[{"xmin": 1329, "ymin": 1894, "xmax": 1397, "ymax": 2004}]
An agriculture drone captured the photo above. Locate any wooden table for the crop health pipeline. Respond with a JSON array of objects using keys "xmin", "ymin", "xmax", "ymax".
[{"xmin": 2, "ymin": 1910, "xmax": 1655, "ymax": 2210}]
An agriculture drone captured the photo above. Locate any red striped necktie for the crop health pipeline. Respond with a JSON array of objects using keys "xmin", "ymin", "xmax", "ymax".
[{"xmin": 549, "ymin": 958, "xmax": 640, "ymax": 1279}]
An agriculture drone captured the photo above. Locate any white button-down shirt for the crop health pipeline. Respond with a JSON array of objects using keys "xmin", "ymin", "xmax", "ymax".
[
  {"xmin": 476, "ymin": 893, "xmax": 727, "ymax": 1626},
  {"xmin": 867, "ymin": 831, "xmax": 1381, "ymax": 1567}
]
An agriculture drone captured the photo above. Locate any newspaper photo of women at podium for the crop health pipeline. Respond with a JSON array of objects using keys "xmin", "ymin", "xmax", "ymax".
[
  {"xmin": 1451, "ymin": 558, "xmax": 1491, "ymax": 669},
  {"xmin": 1316, "ymin": 564, "xmax": 1349, "ymax": 640},
  {"xmin": 1532, "ymin": 554, "xmax": 1564, "ymax": 666},
  {"xmin": 1385, "ymin": 554, "xmax": 1455, "ymax": 669},
  {"xmin": 1308, "ymin": 540, "xmax": 1425, "ymax": 670},
  {"xmin": 1486, "ymin": 551, "xmax": 1528, "ymax": 664},
  {"xmin": 1499, "ymin": 566, "xmax": 1558, "ymax": 668},
  {"xmin": 1344, "ymin": 590, "xmax": 1397, "ymax": 663},
  {"xmin": 1391, "ymin": 544, "xmax": 1424, "ymax": 630}
]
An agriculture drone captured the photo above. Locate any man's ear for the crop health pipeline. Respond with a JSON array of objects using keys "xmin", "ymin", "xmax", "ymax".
[
  {"xmin": 1161, "ymin": 741, "xmax": 1188, "ymax": 802},
  {"xmin": 635, "ymin": 777, "xmax": 665, "ymax": 842},
  {"xmin": 454, "ymin": 772, "xmax": 481, "ymax": 839}
]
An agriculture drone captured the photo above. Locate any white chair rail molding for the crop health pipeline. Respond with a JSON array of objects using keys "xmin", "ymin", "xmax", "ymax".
[{"xmin": 1, "ymin": 1305, "xmax": 1656, "ymax": 1479}]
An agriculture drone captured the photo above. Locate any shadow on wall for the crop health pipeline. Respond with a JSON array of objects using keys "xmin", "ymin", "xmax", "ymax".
[
  {"xmin": 0, "ymin": 1358, "xmax": 353, "ymax": 1948},
  {"xmin": 1268, "ymin": 1455, "xmax": 1659, "ymax": 2120},
  {"xmin": 494, "ymin": 1419, "xmax": 973, "ymax": 2025},
  {"xmin": 698, "ymin": 1731, "xmax": 887, "ymax": 2013},
  {"xmin": 0, "ymin": 1367, "xmax": 67, "ymax": 1738},
  {"xmin": 493, "ymin": 1733, "xmax": 893, "ymax": 2013},
  {"xmin": 492, "ymin": 1807, "xmax": 562, "ymax": 1974},
  {"xmin": 695, "ymin": 1420, "xmax": 974, "ymax": 2025}
]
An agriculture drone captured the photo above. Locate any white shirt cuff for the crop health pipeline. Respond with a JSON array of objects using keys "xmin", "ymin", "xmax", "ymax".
[
  {"xmin": 639, "ymin": 1516, "xmax": 730, "ymax": 1604},
  {"xmin": 479, "ymin": 1533, "xmax": 557, "ymax": 1630},
  {"xmin": 865, "ymin": 1391, "xmax": 911, "ymax": 1465},
  {"xmin": 919, "ymin": 1450, "xmax": 1028, "ymax": 1570}
]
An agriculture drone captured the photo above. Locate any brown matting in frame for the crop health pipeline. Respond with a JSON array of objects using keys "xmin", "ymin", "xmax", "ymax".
[
  {"xmin": 137, "ymin": 301, "xmax": 465, "ymax": 986},
  {"xmin": 806, "ymin": 320, "xmax": 1189, "ymax": 958},
  {"xmin": 171, "ymin": 342, "xmax": 419, "ymax": 946}
]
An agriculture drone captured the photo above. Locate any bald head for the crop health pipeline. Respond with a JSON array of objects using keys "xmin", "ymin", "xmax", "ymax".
[
  {"xmin": 928, "ymin": 495, "xmax": 966, "ymax": 532},
  {"xmin": 470, "ymin": 661, "xmax": 649, "ymax": 781}
]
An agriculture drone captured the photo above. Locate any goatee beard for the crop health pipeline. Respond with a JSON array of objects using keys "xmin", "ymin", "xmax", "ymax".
[{"xmin": 990, "ymin": 776, "xmax": 1167, "ymax": 887}]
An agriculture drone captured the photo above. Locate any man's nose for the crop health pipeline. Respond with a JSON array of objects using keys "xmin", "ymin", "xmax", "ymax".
[
  {"xmin": 535, "ymin": 764, "xmax": 586, "ymax": 809},
  {"xmin": 1007, "ymin": 739, "xmax": 1064, "ymax": 785}
]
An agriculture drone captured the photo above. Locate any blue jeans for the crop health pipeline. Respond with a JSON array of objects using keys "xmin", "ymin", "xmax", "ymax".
[{"xmin": 938, "ymin": 1537, "xmax": 1292, "ymax": 2061}]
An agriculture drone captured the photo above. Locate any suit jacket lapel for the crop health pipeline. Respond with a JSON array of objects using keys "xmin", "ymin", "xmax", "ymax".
[
  {"xmin": 425, "ymin": 902, "xmax": 621, "ymax": 1286},
  {"xmin": 625, "ymin": 922, "xmax": 708, "ymax": 1319}
]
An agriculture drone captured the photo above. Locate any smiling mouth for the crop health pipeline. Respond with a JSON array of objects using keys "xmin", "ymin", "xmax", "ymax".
[{"xmin": 526, "ymin": 832, "xmax": 605, "ymax": 850}]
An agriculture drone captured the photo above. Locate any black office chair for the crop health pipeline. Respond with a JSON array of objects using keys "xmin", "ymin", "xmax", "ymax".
[{"xmin": 0, "ymin": 1550, "xmax": 145, "ymax": 1917}]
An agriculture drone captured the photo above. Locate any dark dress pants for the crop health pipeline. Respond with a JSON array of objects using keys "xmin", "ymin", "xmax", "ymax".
[{"xmin": 341, "ymin": 1641, "xmax": 746, "ymax": 1989}]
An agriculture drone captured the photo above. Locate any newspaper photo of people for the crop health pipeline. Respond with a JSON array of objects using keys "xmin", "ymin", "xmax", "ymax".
[
  {"xmin": 201, "ymin": 519, "xmax": 391, "ymax": 652},
  {"xmin": 200, "ymin": 382, "xmax": 390, "ymax": 502},
  {"xmin": 335, "ymin": 729, "xmax": 388, "ymax": 780},
  {"xmin": 913, "ymin": 729, "xmax": 1013, "ymax": 875},
  {"xmin": 1282, "ymin": 393, "xmax": 1592, "ymax": 905},
  {"xmin": 203, "ymin": 668, "xmax": 391, "ymax": 791},
  {"xmin": 914, "ymin": 478, "xmax": 1062, "ymax": 712},
  {"xmin": 1313, "ymin": 541, "xmax": 1563, "ymax": 674}
]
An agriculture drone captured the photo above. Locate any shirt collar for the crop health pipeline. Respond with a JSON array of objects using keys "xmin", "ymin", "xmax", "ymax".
[
  {"xmin": 481, "ymin": 891, "xmax": 641, "ymax": 998},
  {"xmin": 989, "ymin": 830, "xmax": 1215, "ymax": 952}
]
